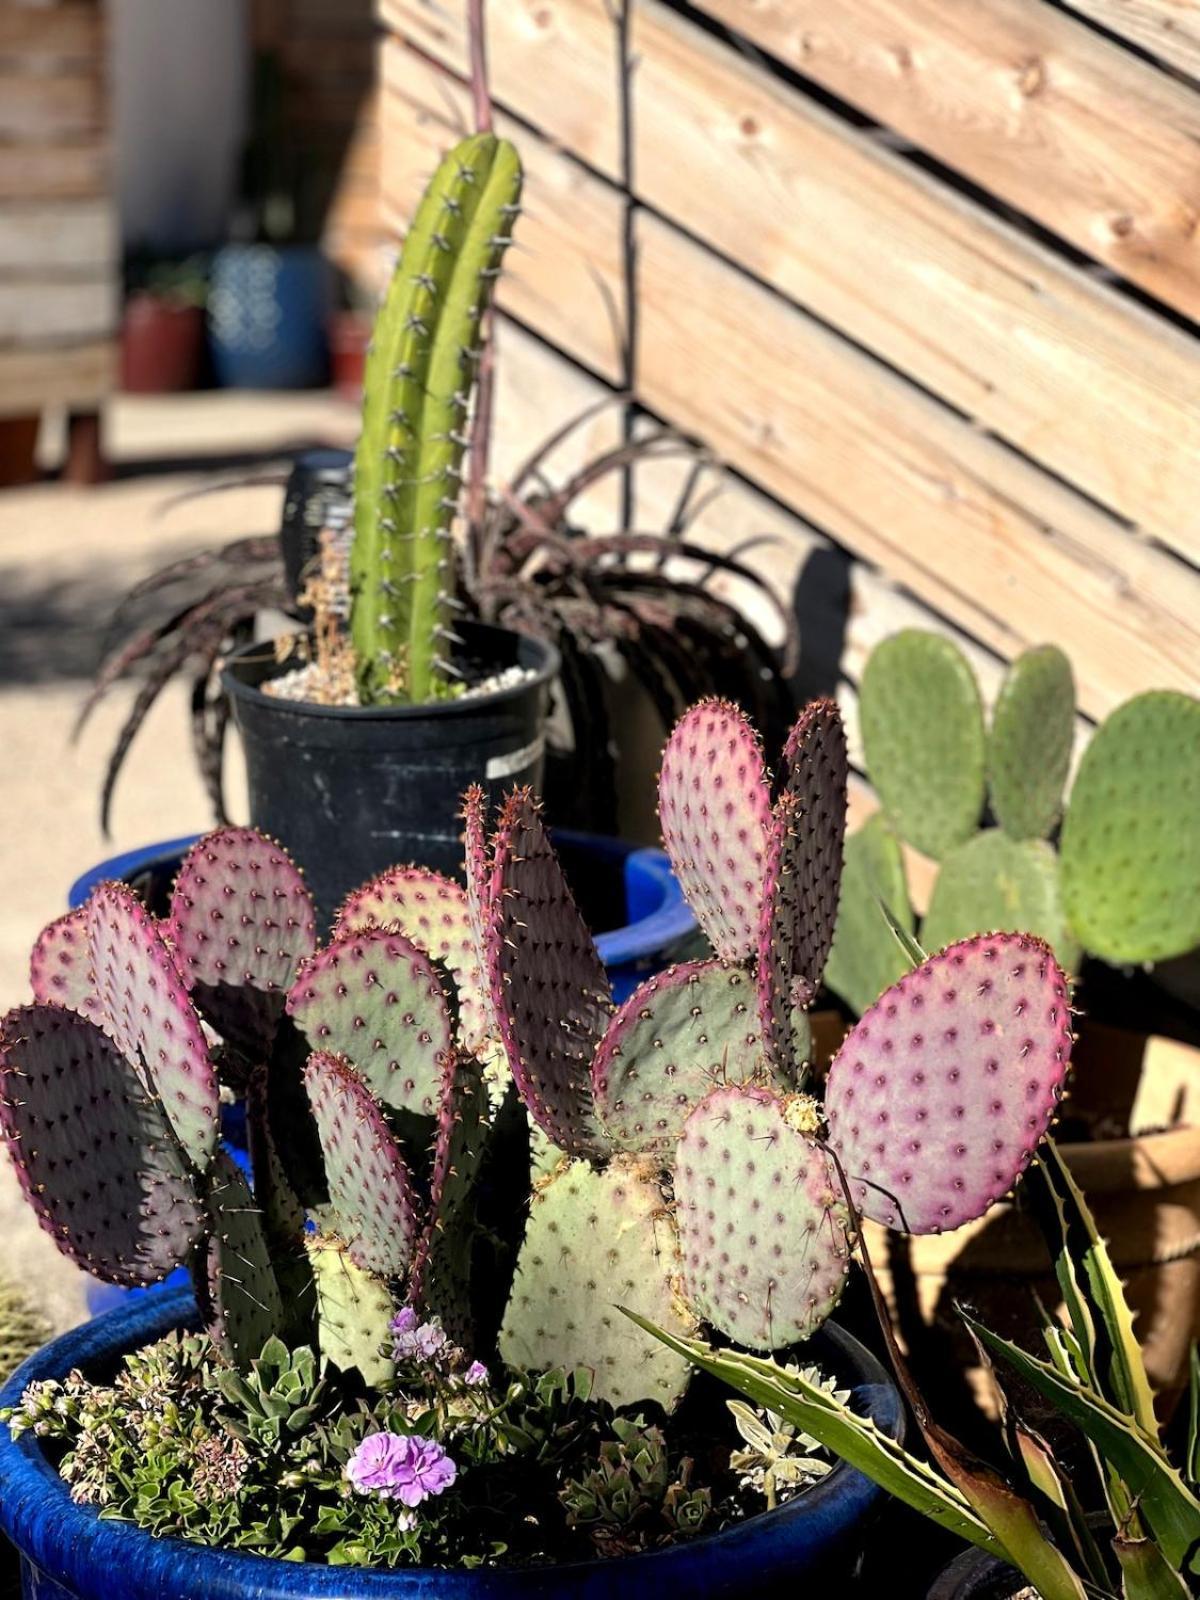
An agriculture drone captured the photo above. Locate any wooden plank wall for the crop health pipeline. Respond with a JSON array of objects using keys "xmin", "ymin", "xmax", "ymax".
[
  {"xmin": 0, "ymin": 0, "xmax": 117, "ymax": 415},
  {"xmin": 376, "ymin": 0, "xmax": 1200, "ymax": 750}
]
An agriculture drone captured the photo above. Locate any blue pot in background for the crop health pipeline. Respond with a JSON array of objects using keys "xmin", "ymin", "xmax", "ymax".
[
  {"xmin": 0, "ymin": 1290, "xmax": 902, "ymax": 1599},
  {"xmin": 208, "ymin": 244, "xmax": 330, "ymax": 388}
]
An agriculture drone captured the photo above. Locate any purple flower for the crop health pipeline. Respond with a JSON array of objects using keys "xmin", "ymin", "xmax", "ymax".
[
  {"xmin": 463, "ymin": 1361, "xmax": 489, "ymax": 1387},
  {"xmin": 390, "ymin": 1307, "xmax": 449, "ymax": 1362},
  {"xmin": 346, "ymin": 1432, "xmax": 457, "ymax": 1507}
]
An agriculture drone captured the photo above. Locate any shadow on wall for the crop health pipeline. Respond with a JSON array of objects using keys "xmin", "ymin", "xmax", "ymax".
[{"xmin": 791, "ymin": 543, "xmax": 853, "ymax": 705}]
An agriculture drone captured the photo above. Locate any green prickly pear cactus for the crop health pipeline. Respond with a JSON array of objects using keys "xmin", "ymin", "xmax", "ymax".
[
  {"xmin": 987, "ymin": 644, "xmax": 1075, "ymax": 842},
  {"xmin": 859, "ymin": 630, "xmax": 985, "ymax": 861},
  {"xmin": 922, "ymin": 829, "xmax": 1079, "ymax": 972},
  {"xmin": 1060, "ymin": 689, "xmax": 1200, "ymax": 964},
  {"xmin": 351, "ymin": 132, "xmax": 522, "ymax": 705}
]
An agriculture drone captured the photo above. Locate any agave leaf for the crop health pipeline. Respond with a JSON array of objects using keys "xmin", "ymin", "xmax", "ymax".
[
  {"xmin": 619, "ymin": 1310, "xmax": 1008, "ymax": 1563},
  {"xmin": 1113, "ymin": 1530, "xmax": 1191, "ymax": 1599},
  {"xmin": 1037, "ymin": 1142, "xmax": 1158, "ymax": 1439},
  {"xmin": 881, "ymin": 897, "xmax": 926, "ymax": 969},
  {"xmin": 965, "ymin": 1314, "xmax": 1200, "ymax": 1578},
  {"xmin": 1188, "ymin": 1345, "xmax": 1200, "ymax": 1490}
]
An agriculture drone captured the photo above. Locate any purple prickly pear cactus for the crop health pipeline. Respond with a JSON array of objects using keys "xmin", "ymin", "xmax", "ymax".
[
  {"xmin": 0, "ymin": 1004, "xmax": 206, "ymax": 1285},
  {"xmin": 674, "ymin": 1084, "xmax": 852, "ymax": 1350},
  {"xmin": 824, "ymin": 932, "xmax": 1072, "ymax": 1234},
  {"xmin": 658, "ymin": 699, "xmax": 772, "ymax": 962},
  {"xmin": 592, "ymin": 959, "xmax": 765, "ymax": 1154},
  {"xmin": 168, "ymin": 828, "xmax": 316, "ymax": 1056},
  {"xmin": 29, "ymin": 907, "xmax": 104, "ymax": 1021},
  {"xmin": 303, "ymin": 1050, "xmax": 421, "ymax": 1278},
  {"xmin": 87, "ymin": 882, "xmax": 219, "ymax": 1171},
  {"xmin": 755, "ymin": 699, "xmax": 847, "ymax": 1077},
  {"xmin": 485, "ymin": 789, "xmax": 612, "ymax": 1156},
  {"xmin": 336, "ymin": 865, "xmax": 491, "ymax": 1055},
  {"xmin": 287, "ymin": 927, "xmax": 455, "ymax": 1117}
]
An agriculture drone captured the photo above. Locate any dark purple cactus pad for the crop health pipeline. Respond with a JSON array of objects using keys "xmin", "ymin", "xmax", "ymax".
[
  {"xmin": 592, "ymin": 959, "xmax": 766, "ymax": 1155},
  {"xmin": 485, "ymin": 788, "xmax": 612, "ymax": 1156},
  {"xmin": 169, "ymin": 827, "xmax": 316, "ymax": 1057},
  {"xmin": 756, "ymin": 700, "xmax": 848, "ymax": 1079},
  {"xmin": 410, "ymin": 1051, "xmax": 489, "ymax": 1328},
  {"xmin": 674, "ymin": 1084, "xmax": 852, "ymax": 1350},
  {"xmin": 287, "ymin": 927, "xmax": 455, "ymax": 1118},
  {"xmin": 336, "ymin": 865, "xmax": 490, "ymax": 1054},
  {"xmin": 824, "ymin": 932, "xmax": 1072, "ymax": 1234},
  {"xmin": 658, "ymin": 699, "xmax": 772, "ymax": 961},
  {"xmin": 29, "ymin": 908, "xmax": 103, "ymax": 1021},
  {"xmin": 203, "ymin": 1150, "xmax": 284, "ymax": 1368},
  {"xmin": 303, "ymin": 1050, "xmax": 421, "ymax": 1278},
  {"xmin": 0, "ymin": 1004, "xmax": 205, "ymax": 1285},
  {"xmin": 87, "ymin": 882, "xmax": 219, "ymax": 1171}
]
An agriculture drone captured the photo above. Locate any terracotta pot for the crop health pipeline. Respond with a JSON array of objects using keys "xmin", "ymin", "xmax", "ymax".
[
  {"xmin": 327, "ymin": 309, "xmax": 371, "ymax": 401},
  {"xmin": 860, "ymin": 1021, "xmax": 1200, "ymax": 1419},
  {"xmin": 120, "ymin": 292, "xmax": 206, "ymax": 393}
]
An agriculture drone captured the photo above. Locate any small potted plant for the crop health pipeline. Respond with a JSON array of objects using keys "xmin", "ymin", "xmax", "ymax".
[
  {"xmin": 120, "ymin": 254, "xmax": 209, "ymax": 393},
  {"xmin": 823, "ymin": 629, "xmax": 1200, "ymax": 1415}
]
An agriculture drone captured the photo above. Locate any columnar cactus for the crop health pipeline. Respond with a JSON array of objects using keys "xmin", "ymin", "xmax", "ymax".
[
  {"xmin": 0, "ymin": 694, "xmax": 1073, "ymax": 1408},
  {"xmin": 351, "ymin": 133, "xmax": 522, "ymax": 705}
]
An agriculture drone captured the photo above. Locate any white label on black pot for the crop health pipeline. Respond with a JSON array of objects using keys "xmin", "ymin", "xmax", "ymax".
[{"xmin": 486, "ymin": 735, "xmax": 545, "ymax": 781}]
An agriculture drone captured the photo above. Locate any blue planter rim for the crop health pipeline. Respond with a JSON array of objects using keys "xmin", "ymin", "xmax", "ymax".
[
  {"xmin": 0, "ymin": 1289, "xmax": 901, "ymax": 1599},
  {"xmin": 67, "ymin": 834, "xmax": 696, "ymax": 969}
]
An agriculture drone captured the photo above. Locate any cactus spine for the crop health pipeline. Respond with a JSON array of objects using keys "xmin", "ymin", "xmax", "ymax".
[{"xmin": 351, "ymin": 133, "xmax": 522, "ymax": 705}]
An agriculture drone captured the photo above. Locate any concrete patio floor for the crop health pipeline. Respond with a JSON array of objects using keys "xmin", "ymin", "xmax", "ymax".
[{"xmin": 0, "ymin": 389, "xmax": 358, "ymax": 1331}]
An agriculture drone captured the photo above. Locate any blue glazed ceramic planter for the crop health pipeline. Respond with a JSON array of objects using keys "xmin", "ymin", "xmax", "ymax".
[
  {"xmin": 0, "ymin": 1291, "xmax": 902, "ymax": 1599},
  {"xmin": 67, "ymin": 832, "xmax": 696, "ymax": 1005}
]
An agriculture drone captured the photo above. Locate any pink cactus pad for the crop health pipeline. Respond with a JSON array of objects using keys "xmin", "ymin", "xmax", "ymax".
[
  {"xmin": 658, "ymin": 699, "xmax": 772, "ymax": 961},
  {"xmin": 337, "ymin": 865, "xmax": 490, "ymax": 1054},
  {"xmin": 86, "ymin": 882, "xmax": 219, "ymax": 1170},
  {"xmin": 824, "ymin": 932, "xmax": 1073, "ymax": 1234},
  {"xmin": 29, "ymin": 907, "xmax": 104, "ymax": 1021},
  {"xmin": 303, "ymin": 1051, "xmax": 421, "ymax": 1278},
  {"xmin": 674, "ymin": 1084, "xmax": 852, "ymax": 1350},
  {"xmin": 287, "ymin": 926, "xmax": 455, "ymax": 1117},
  {"xmin": 169, "ymin": 827, "xmax": 315, "ymax": 994}
]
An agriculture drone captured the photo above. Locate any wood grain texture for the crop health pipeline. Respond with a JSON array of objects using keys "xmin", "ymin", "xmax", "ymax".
[
  {"xmin": 380, "ymin": 46, "xmax": 1200, "ymax": 721},
  {"xmin": 0, "ymin": 200, "xmax": 116, "ymax": 274},
  {"xmin": 381, "ymin": 0, "xmax": 1200, "ymax": 566},
  {"xmin": 0, "ymin": 3, "xmax": 100, "ymax": 63},
  {"xmin": 0, "ymin": 73, "xmax": 102, "ymax": 141},
  {"xmin": 694, "ymin": 0, "xmax": 1200, "ymax": 321},
  {"xmin": 0, "ymin": 338, "xmax": 114, "ymax": 416},
  {"xmin": 1057, "ymin": 0, "xmax": 1200, "ymax": 81},
  {"xmin": 0, "ymin": 279, "xmax": 115, "ymax": 344}
]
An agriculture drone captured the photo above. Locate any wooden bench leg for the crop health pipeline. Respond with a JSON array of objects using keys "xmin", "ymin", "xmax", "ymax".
[
  {"xmin": 0, "ymin": 416, "xmax": 40, "ymax": 488},
  {"xmin": 64, "ymin": 409, "xmax": 109, "ymax": 486}
]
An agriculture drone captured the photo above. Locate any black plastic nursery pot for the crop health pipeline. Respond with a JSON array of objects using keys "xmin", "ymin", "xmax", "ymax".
[
  {"xmin": 0, "ymin": 1290, "xmax": 903, "ymax": 1600},
  {"xmin": 926, "ymin": 1548, "xmax": 1024, "ymax": 1599},
  {"xmin": 222, "ymin": 622, "xmax": 560, "ymax": 929}
]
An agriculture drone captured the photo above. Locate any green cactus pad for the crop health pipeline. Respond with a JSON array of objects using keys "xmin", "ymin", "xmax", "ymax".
[
  {"xmin": 29, "ymin": 906, "xmax": 103, "ymax": 1021},
  {"xmin": 87, "ymin": 882, "xmax": 219, "ymax": 1170},
  {"xmin": 987, "ymin": 646, "xmax": 1075, "ymax": 841},
  {"xmin": 859, "ymin": 631, "xmax": 985, "ymax": 860},
  {"xmin": 485, "ymin": 789, "xmax": 611, "ymax": 1156},
  {"xmin": 658, "ymin": 699, "xmax": 773, "ymax": 961},
  {"xmin": 287, "ymin": 926, "xmax": 454, "ymax": 1117},
  {"xmin": 1060, "ymin": 690, "xmax": 1200, "ymax": 964},
  {"xmin": 303, "ymin": 1051, "xmax": 421, "ymax": 1279},
  {"xmin": 337, "ymin": 866, "xmax": 490, "ymax": 1054},
  {"xmin": 168, "ymin": 827, "xmax": 316, "ymax": 1057},
  {"xmin": 203, "ymin": 1151, "xmax": 284, "ymax": 1371},
  {"xmin": 756, "ymin": 703, "xmax": 847, "ymax": 1074},
  {"xmin": 500, "ymin": 1157, "xmax": 695, "ymax": 1410},
  {"xmin": 410, "ymin": 1052, "xmax": 490, "ymax": 1342},
  {"xmin": 0, "ymin": 1005, "xmax": 205, "ymax": 1285},
  {"xmin": 922, "ymin": 830, "xmax": 1080, "ymax": 972},
  {"xmin": 352, "ymin": 133, "xmax": 522, "ymax": 704},
  {"xmin": 308, "ymin": 1236, "xmax": 395, "ymax": 1385},
  {"xmin": 592, "ymin": 960, "xmax": 765, "ymax": 1155},
  {"xmin": 674, "ymin": 1085, "xmax": 852, "ymax": 1350},
  {"xmin": 824, "ymin": 814, "xmax": 915, "ymax": 1017},
  {"xmin": 824, "ymin": 933, "xmax": 1072, "ymax": 1233}
]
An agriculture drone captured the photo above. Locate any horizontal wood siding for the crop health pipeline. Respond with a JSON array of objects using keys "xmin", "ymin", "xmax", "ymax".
[{"xmin": 380, "ymin": 37, "xmax": 1200, "ymax": 720}]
